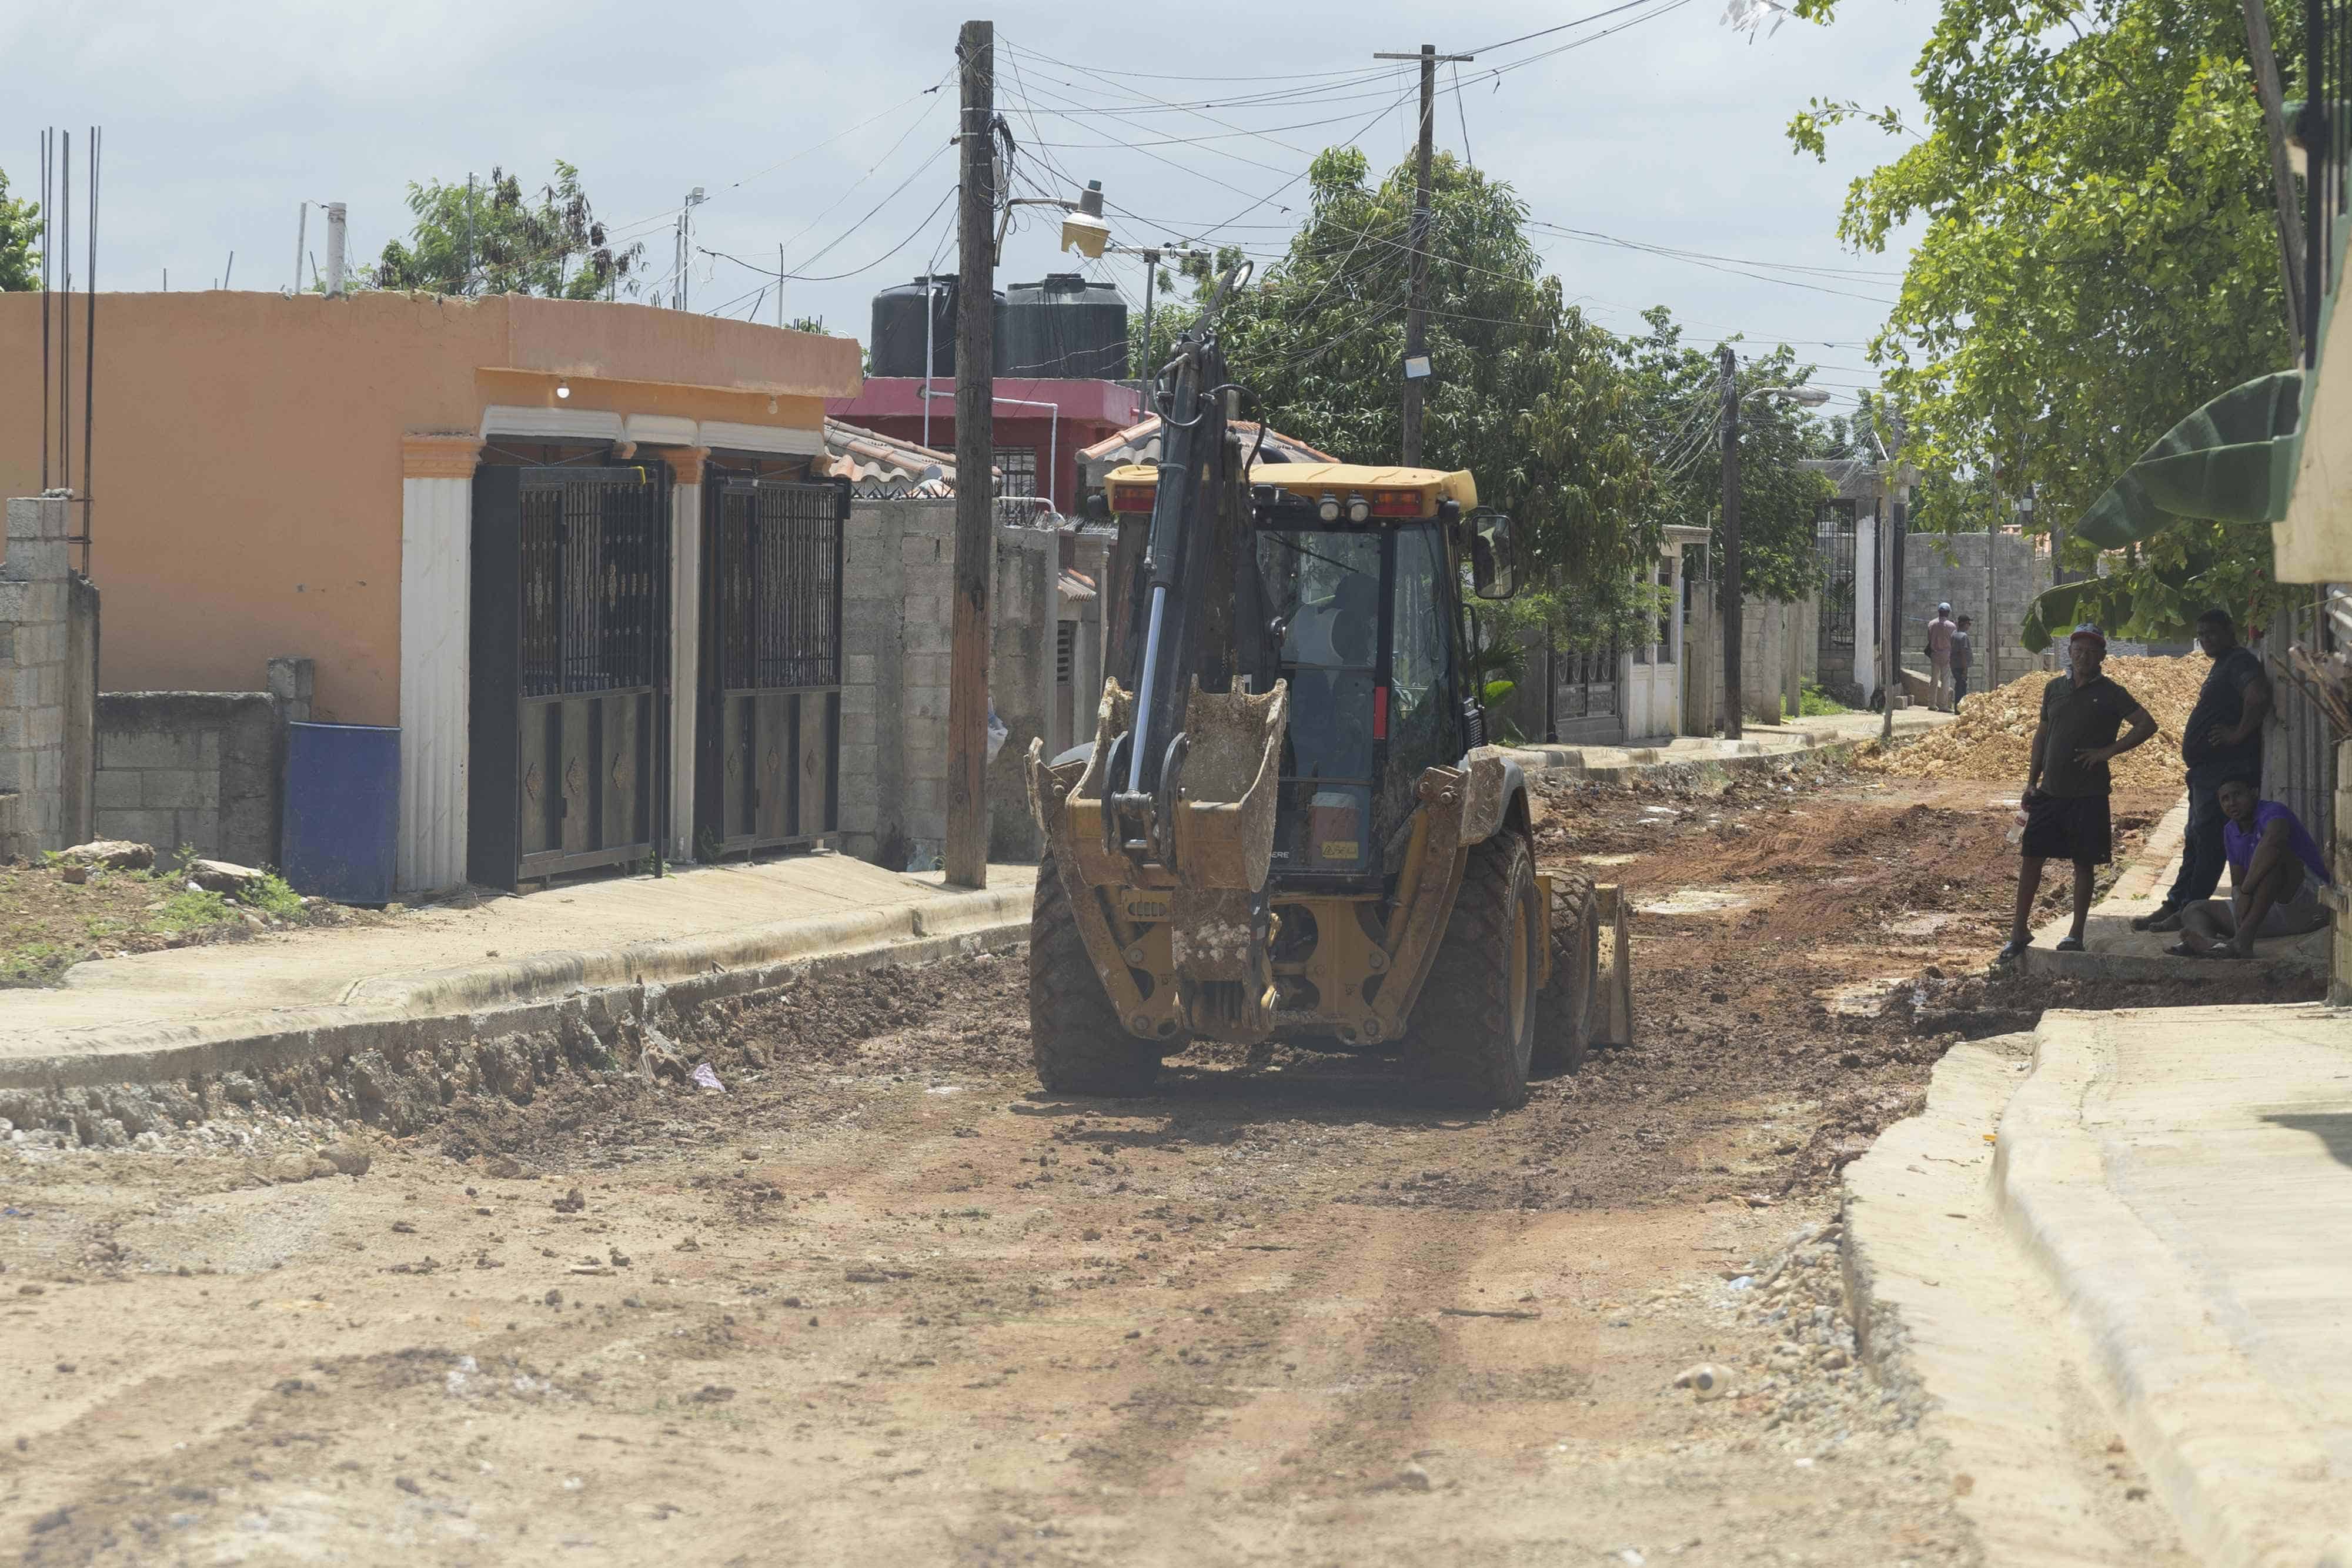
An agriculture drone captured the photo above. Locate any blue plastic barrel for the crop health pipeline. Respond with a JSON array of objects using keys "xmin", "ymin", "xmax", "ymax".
[{"xmin": 280, "ymin": 721, "xmax": 400, "ymax": 904}]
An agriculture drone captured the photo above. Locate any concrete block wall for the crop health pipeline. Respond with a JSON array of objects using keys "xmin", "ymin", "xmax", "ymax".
[
  {"xmin": 1685, "ymin": 591, "xmax": 1816, "ymax": 730},
  {"xmin": 1902, "ymin": 530, "xmax": 2054, "ymax": 691},
  {"xmin": 837, "ymin": 499, "xmax": 1058, "ymax": 869},
  {"xmin": 0, "ymin": 494, "xmax": 96, "ymax": 859},
  {"xmin": 93, "ymin": 657, "xmax": 311, "ymax": 864}
]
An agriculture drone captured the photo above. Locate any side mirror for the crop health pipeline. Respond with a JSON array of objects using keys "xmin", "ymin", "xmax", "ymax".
[{"xmin": 1469, "ymin": 511, "xmax": 1517, "ymax": 600}]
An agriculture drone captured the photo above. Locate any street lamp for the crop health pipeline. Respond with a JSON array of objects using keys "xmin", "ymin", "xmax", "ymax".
[{"xmin": 1719, "ymin": 359, "xmax": 1830, "ymax": 740}]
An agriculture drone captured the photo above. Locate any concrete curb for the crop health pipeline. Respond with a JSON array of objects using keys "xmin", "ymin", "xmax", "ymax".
[
  {"xmin": 1506, "ymin": 712, "xmax": 1948, "ymax": 788},
  {"xmin": 1509, "ymin": 735, "xmax": 1888, "ymax": 790},
  {"xmin": 0, "ymin": 889, "xmax": 1034, "ymax": 1096},
  {"xmin": 1992, "ymin": 1012, "xmax": 2352, "ymax": 1568},
  {"xmin": 1837, "ymin": 1032, "xmax": 2191, "ymax": 1566}
]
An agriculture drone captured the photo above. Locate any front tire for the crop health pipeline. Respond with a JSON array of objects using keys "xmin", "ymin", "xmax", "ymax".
[
  {"xmin": 1028, "ymin": 855, "xmax": 1161, "ymax": 1096},
  {"xmin": 1407, "ymin": 832, "xmax": 1541, "ymax": 1109}
]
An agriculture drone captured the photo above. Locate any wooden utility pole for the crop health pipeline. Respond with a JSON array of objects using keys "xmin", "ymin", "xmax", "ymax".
[
  {"xmin": 1375, "ymin": 43, "xmax": 1472, "ymax": 466},
  {"xmin": 1719, "ymin": 346, "xmax": 1743, "ymax": 741},
  {"xmin": 946, "ymin": 19, "xmax": 997, "ymax": 889}
]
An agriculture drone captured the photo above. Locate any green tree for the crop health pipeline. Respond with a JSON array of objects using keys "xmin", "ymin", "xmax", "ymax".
[
  {"xmin": 1184, "ymin": 148, "xmax": 1656, "ymax": 595},
  {"xmin": 1621, "ymin": 308, "xmax": 1835, "ymax": 603},
  {"xmin": 0, "ymin": 168, "xmax": 39, "ymax": 292},
  {"xmin": 1789, "ymin": 0, "xmax": 2294, "ymax": 636},
  {"xmin": 375, "ymin": 161, "xmax": 644, "ymax": 299}
]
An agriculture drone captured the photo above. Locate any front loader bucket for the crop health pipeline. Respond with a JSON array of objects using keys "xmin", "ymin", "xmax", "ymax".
[
  {"xmin": 1051, "ymin": 677, "xmax": 1288, "ymax": 895},
  {"xmin": 1025, "ymin": 677, "xmax": 1289, "ymax": 1045}
]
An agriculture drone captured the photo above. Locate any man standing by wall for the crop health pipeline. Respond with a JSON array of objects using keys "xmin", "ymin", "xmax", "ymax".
[
  {"xmin": 1998, "ymin": 624, "xmax": 2159, "ymax": 962},
  {"xmin": 1926, "ymin": 602, "xmax": 1958, "ymax": 712},
  {"xmin": 2132, "ymin": 608, "xmax": 2271, "ymax": 933},
  {"xmin": 1951, "ymin": 613, "xmax": 1975, "ymax": 706}
]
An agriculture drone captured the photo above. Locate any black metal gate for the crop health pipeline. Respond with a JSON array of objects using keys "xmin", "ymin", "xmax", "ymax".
[
  {"xmin": 1816, "ymin": 499, "xmax": 1857, "ymax": 678},
  {"xmin": 469, "ymin": 464, "xmax": 671, "ymax": 890},
  {"xmin": 1552, "ymin": 643, "xmax": 1620, "ymax": 720},
  {"xmin": 697, "ymin": 474, "xmax": 847, "ymax": 857}
]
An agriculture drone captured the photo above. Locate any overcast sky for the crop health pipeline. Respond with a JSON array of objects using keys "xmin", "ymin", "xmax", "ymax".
[{"xmin": 6, "ymin": 0, "xmax": 1926, "ymax": 413}]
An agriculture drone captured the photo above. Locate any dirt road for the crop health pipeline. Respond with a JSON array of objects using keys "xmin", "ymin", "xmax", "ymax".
[{"xmin": 0, "ymin": 765, "xmax": 2304, "ymax": 1566}]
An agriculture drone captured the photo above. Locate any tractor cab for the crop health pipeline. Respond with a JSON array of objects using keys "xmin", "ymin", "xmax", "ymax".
[{"xmin": 1102, "ymin": 460, "xmax": 1518, "ymax": 891}]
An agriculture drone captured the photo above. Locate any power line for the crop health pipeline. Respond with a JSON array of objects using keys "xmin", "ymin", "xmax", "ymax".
[
  {"xmin": 600, "ymin": 73, "xmax": 952, "ymax": 245},
  {"xmin": 697, "ymin": 183, "xmax": 957, "ymax": 310},
  {"xmin": 1467, "ymin": 0, "xmax": 1665, "ymax": 56}
]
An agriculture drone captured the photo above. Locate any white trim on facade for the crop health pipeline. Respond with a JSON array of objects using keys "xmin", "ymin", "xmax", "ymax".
[
  {"xmin": 700, "ymin": 420, "xmax": 826, "ymax": 457},
  {"xmin": 626, "ymin": 413, "xmax": 701, "ymax": 450},
  {"xmin": 1853, "ymin": 512, "xmax": 1879, "ymax": 698},
  {"xmin": 398, "ymin": 475, "xmax": 470, "ymax": 892},
  {"xmin": 479, "ymin": 405, "xmax": 627, "ymax": 443},
  {"xmin": 668, "ymin": 480, "xmax": 702, "ymax": 862}
]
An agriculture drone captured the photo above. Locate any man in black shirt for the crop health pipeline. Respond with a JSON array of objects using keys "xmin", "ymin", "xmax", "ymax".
[
  {"xmin": 1997, "ymin": 624, "xmax": 2158, "ymax": 963},
  {"xmin": 2130, "ymin": 608, "xmax": 2271, "ymax": 932}
]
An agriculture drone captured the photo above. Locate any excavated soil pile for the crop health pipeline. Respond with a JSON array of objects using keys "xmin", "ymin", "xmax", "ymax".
[{"xmin": 1860, "ymin": 654, "xmax": 2210, "ymax": 788}]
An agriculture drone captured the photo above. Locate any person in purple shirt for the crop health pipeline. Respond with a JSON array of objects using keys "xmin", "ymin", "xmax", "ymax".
[{"xmin": 2171, "ymin": 778, "xmax": 2333, "ymax": 958}]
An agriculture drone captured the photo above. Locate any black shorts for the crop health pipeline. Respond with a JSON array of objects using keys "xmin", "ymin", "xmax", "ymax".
[{"xmin": 2022, "ymin": 793, "xmax": 2112, "ymax": 865}]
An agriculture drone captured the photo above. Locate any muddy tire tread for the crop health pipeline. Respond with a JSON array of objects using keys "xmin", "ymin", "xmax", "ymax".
[
  {"xmin": 1028, "ymin": 855, "xmax": 1161, "ymax": 1096},
  {"xmin": 1533, "ymin": 868, "xmax": 1596, "ymax": 1074},
  {"xmin": 1406, "ymin": 833, "xmax": 1537, "ymax": 1109}
]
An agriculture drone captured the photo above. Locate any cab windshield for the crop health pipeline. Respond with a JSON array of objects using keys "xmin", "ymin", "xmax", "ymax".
[{"xmin": 1257, "ymin": 529, "xmax": 1381, "ymax": 875}]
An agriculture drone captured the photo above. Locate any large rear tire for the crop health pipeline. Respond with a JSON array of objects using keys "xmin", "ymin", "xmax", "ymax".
[
  {"xmin": 1028, "ymin": 855, "xmax": 1161, "ymax": 1096},
  {"xmin": 1406, "ymin": 832, "xmax": 1541, "ymax": 1110},
  {"xmin": 1532, "ymin": 870, "xmax": 1597, "ymax": 1075}
]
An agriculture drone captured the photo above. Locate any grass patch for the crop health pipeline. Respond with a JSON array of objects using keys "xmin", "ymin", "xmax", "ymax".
[
  {"xmin": 1798, "ymin": 681, "xmax": 1850, "ymax": 717},
  {"xmin": 154, "ymin": 887, "xmax": 237, "ymax": 933},
  {"xmin": 1, "ymin": 855, "xmax": 346, "ymax": 988}
]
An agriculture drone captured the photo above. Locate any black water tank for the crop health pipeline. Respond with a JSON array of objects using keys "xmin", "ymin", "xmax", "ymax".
[
  {"xmin": 1001, "ymin": 273, "xmax": 1128, "ymax": 379},
  {"xmin": 868, "ymin": 277, "xmax": 1008, "ymax": 377}
]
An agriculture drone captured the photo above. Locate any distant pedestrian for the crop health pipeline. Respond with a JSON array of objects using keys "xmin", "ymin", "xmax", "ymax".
[
  {"xmin": 1950, "ymin": 613, "xmax": 1975, "ymax": 706},
  {"xmin": 1997, "ymin": 624, "xmax": 2159, "ymax": 964},
  {"xmin": 1926, "ymin": 603, "xmax": 1958, "ymax": 712},
  {"xmin": 2130, "ymin": 609, "xmax": 2271, "ymax": 933},
  {"xmin": 2170, "ymin": 780, "xmax": 2331, "ymax": 958}
]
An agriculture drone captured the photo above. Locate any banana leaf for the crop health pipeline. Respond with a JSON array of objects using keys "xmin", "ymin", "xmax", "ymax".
[{"xmin": 2071, "ymin": 371, "xmax": 2303, "ymax": 549}]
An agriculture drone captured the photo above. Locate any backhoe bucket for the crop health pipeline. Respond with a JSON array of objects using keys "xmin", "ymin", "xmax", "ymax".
[
  {"xmin": 1027, "ymin": 677, "xmax": 1289, "ymax": 1043},
  {"xmin": 1046, "ymin": 677, "xmax": 1288, "ymax": 895}
]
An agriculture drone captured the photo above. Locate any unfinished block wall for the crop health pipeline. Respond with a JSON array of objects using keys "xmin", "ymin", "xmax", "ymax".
[
  {"xmin": 837, "ymin": 499, "xmax": 1059, "ymax": 870},
  {"xmin": 1901, "ymin": 531, "xmax": 2054, "ymax": 691},
  {"xmin": 1, "ymin": 494, "xmax": 97, "ymax": 859},
  {"xmin": 92, "ymin": 658, "xmax": 312, "ymax": 865}
]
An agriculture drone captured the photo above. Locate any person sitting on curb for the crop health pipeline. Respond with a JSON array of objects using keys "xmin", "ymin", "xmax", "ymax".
[
  {"xmin": 1996, "ymin": 624, "xmax": 2158, "ymax": 965},
  {"xmin": 2170, "ymin": 778, "xmax": 2333, "ymax": 959}
]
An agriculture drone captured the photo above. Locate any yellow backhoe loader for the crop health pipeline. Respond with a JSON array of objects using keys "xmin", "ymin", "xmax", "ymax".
[{"xmin": 1024, "ymin": 266, "xmax": 1633, "ymax": 1108}]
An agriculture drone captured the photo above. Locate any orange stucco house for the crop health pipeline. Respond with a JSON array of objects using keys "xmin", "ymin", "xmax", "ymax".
[{"xmin": 0, "ymin": 289, "xmax": 861, "ymax": 892}]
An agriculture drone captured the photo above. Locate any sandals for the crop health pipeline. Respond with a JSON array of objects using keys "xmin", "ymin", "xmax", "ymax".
[
  {"xmin": 1994, "ymin": 938, "xmax": 2030, "ymax": 965},
  {"xmin": 2054, "ymin": 935, "xmax": 2086, "ymax": 953},
  {"xmin": 2164, "ymin": 941, "xmax": 2206, "ymax": 959},
  {"xmin": 2131, "ymin": 904, "xmax": 2185, "ymax": 932}
]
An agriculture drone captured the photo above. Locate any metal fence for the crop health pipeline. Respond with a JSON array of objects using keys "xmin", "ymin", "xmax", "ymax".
[
  {"xmin": 1552, "ymin": 643, "xmax": 1619, "ymax": 720},
  {"xmin": 714, "ymin": 480, "xmax": 845, "ymax": 693},
  {"xmin": 517, "ymin": 469, "xmax": 666, "ymax": 699},
  {"xmin": 1816, "ymin": 499, "xmax": 1857, "ymax": 676}
]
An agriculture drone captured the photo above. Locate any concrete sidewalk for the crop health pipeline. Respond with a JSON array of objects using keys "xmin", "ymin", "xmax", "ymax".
[
  {"xmin": 1504, "ymin": 705, "xmax": 1952, "ymax": 780},
  {"xmin": 1845, "ymin": 1004, "xmax": 2352, "ymax": 1566},
  {"xmin": 1, "ymin": 853, "xmax": 1035, "ymax": 1089},
  {"xmin": 2000, "ymin": 1006, "xmax": 2352, "ymax": 1566}
]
